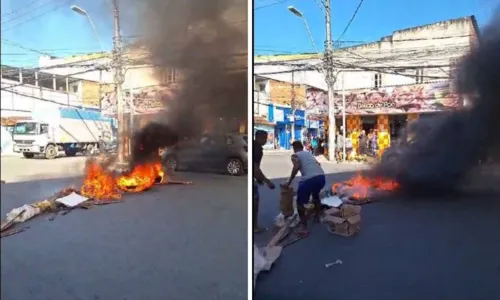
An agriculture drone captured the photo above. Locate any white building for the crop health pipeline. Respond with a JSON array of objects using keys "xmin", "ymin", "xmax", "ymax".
[{"xmin": 255, "ymin": 16, "xmax": 479, "ymax": 91}]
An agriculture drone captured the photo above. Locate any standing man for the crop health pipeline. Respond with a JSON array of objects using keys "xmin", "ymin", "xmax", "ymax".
[
  {"xmin": 282, "ymin": 141, "xmax": 326, "ymax": 236},
  {"xmin": 253, "ymin": 130, "xmax": 275, "ymax": 233}
]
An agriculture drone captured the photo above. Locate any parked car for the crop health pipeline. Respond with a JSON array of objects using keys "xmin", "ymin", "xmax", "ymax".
[{"xmin": 161, "ymin": 133, "xmax": 248, "ymax": 175}]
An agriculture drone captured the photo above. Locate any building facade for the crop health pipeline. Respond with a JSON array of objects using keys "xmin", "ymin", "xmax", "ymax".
[{"xmin": 254, "ymin": 16, "xmax": 479, "ymax": 155}]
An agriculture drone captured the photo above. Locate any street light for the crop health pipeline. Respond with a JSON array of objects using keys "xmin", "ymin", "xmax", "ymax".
[
  {"xmin": 288, "ymin": 6, "xmax": 303, "ymax": 17},
  {"xmin": 287, "ymin": 6, "xmax": 319, "ymax": 54},
  {"xmin": 70, "ymin": 5, "xmax": 104, "ymax": 52},
  {"xmin": 287, "ymin": 3, "xmax": 337, "ymax": 162}
]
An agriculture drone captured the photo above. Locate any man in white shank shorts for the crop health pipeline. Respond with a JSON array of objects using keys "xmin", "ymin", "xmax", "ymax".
[{"xmin": 282, "ymin": 141, "xmax": 326, "ymax": 236}]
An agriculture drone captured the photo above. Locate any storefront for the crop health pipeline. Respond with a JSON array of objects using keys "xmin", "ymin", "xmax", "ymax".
[
  {"xmin": 268, "ymin": 105, "xmax": 305, "ymax": 150},
  {"xmin": 331, "ymin": 81, "xmax": 460, "ymax": 156},
  {"xmin": 254, "ymin": 116, "xmax": 275, "ymax": 150}
]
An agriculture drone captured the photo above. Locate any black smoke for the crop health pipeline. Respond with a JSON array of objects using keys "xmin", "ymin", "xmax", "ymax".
[
  {"xmin": 373, "ymin": 13, "xmax": 500, "ymax": 196},
  {"xmin": 121, "ymin": 0, "xmax": 247, "ymax": 165}
]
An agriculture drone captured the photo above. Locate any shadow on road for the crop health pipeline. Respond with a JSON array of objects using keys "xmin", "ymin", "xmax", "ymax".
[{"xmin": 254, "ymin": 171, "xmax": 500, "ymax": 300}]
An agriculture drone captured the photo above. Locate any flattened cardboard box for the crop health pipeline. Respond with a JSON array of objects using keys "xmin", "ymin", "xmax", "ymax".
[{"xmin": 325, "ymin": 205, "xmax": 362, "ymax": 237}]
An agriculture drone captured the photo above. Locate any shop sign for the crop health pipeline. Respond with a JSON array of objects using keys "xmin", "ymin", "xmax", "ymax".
[{"xmin": 332, "ymin": 81, "xmax": 460, "ymax": 115}]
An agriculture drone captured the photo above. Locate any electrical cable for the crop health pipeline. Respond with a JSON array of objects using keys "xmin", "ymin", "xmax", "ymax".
[
  {"xmin": 1, "ymin": 0, "xmax": 43, "ymax": 18},
  {"xmin": 2, "ymin": 0, "xmax": 72, "ymax": 32},
  {"xmin": 334, "ymin": 0, "xmax": 364, "ymax": 47},
  {"xmin": 254, "ymin": 0, "xmax": 290, "ymax": 10}
]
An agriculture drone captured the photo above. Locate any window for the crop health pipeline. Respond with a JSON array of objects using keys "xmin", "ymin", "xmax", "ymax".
[
  {"xmin": 258, "ymin": 83, "xmax": 266, "ymax": 91},
  {"xmin": 72, "ymin": 85, "xmax": 78, "ymax": 93},
  {"xmin": 40, "ymin": 124, "xmax": 49, "ymax": 134},
  {"xmin": 374, "ymin": 73, "xmax": 382, "ymax": 88},
  {"xmin": 415, "ymin": 68, "xmax": 424, "ymax": 84}
]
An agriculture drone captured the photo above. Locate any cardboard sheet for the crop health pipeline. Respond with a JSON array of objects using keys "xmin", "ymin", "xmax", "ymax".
[{"xmin": 55, "ymin": 192, "xmax": 89, "ymax": 208}]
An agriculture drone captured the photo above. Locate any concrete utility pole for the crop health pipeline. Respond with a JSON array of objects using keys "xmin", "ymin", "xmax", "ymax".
[
  {"xmin": 111, "ymin": 0, "xmax": 127, "ymax": 166},
  {"xmin": 324, "ymin": 0, "xmax": 337, "ymax": 162},
  {"xmin": 290, "ymin": 70, "xmax": 296, "ymax": 142}
]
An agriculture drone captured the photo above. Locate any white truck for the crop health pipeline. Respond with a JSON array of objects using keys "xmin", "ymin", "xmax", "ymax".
[{"xmin": 12, "ymin": 107, "xmax": 114, "ymax": 159}]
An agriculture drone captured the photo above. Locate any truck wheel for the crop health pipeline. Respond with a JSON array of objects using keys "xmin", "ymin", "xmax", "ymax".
[
  {"xmin": 45, "ymin": 145, "xmax": 57, "ymax": 159},
  {"xmin": 23, "ymin": 153, "xmax": 35, "ymax": 159}
]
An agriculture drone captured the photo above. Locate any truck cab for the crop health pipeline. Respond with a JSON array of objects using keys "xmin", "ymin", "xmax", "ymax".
[{"xmin": 12, "ymin": 121, "xmax": 55, "ymax": 159}]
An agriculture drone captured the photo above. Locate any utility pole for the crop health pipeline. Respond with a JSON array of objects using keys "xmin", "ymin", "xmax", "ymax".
[
  {"xmin": 290, "ymin": 70, "xmax": 296, "ymax": 143},
  {"xmin": 324, "ymin": 0, "xmax": 337, "ymax": 162},
  {"xmin": 112, "ymin": 0, "xmax": 127, "ymax": 167}
]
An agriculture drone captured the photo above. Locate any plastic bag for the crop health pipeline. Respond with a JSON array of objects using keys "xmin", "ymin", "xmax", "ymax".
[{"xmin": 6, "ymin": 205, "xmax": 41, "ymax": 223}]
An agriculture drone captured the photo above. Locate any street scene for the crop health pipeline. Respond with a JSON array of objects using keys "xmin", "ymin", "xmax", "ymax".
[
  {"xmin": 254, "ymin": 0, "xmax": 500, "ymax": 299},
  {"xmin": 2, "ymin": 0, "xmax": 248, "ymax": 299},
  {"xmin": 1, "ymin": 156, "xmax": 248, "ymax": 300}
]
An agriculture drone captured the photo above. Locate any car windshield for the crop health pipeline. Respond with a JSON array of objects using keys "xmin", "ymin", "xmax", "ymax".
[{"xmin": 14, "ymin": 122, "xmax": 37, "ymax": 135}]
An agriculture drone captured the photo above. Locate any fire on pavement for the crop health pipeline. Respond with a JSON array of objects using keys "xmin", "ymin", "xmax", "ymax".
[{"xmin": 331, "ymin": 173, "xmax": 399, "ymax": 203}]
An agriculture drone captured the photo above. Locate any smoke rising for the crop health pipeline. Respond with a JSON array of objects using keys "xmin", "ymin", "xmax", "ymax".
[
  {"xmin": 121, "ymin": 0, "xmax": 247, "ymax": 165},
  {"xmin": 374, "ymin": 13, "xmax": 500, "ymax": 196}
]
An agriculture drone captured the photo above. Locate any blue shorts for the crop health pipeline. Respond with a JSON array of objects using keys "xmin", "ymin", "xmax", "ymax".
[{"xmin": 296, "ymin": 175, "xmax": 326, "ymax": 205}]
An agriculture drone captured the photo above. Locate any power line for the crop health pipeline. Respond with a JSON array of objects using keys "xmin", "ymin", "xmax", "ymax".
[
  {"xmin": 1, "ymin": 38, "xmax": 54, "ymax": 56},
  {"xmin": 254, "ymin": 0, "xmax": 289, "ymax": 10},
  {"xmin": 2, "ymin": 0, "xmax": 71, "ymax": 32},
  {"xmin": 334, "ymin": 0, "xmax": 364, "ymax": 47},
  {"xmin": 1, "ymin": 0, "xmax": 43, "ymax": 18}
]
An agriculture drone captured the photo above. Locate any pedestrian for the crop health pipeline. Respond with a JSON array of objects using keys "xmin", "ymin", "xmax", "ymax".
[
  {"xmin": 281, "ymin": 141, "xmax": 326, "ymax": 237},
  {"xmin": 345, "ymin": 131, "xmax": 353, "ymax": 159},
  {"xmin": 311, "ymin": 137, "xmax": 318, "ymax": 156},
  {"xmin": 370, "ymin": 129, "xmax": 379, "ymax": 156},
  {"xmin": 358, "ymin": 130, "xmax": 367, "ymax": 156},
  {"xmin": 335, "ymin": 131, "xmax": 344, "ymax": 161},
  {"xmin": 253, "ymin": 130, "xmax": 276, "ymax": 233}
]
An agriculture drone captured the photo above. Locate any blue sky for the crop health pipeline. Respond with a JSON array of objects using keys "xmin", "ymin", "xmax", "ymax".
[
  {"xmin": 1, "ymin": 0, "xmax": 117, "ymax": 68},
  {"xmin": 255, "ymin": 0, "xmax": 497, "ymax": 55},
  {"xmin": 1, "ymin": 0, "xmax": 497, "ymax": 67}
]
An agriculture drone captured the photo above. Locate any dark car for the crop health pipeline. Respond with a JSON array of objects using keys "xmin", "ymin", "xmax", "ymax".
[{"xmin": 161, "ymin": 133, "xmax": 248, "ymax": 175}]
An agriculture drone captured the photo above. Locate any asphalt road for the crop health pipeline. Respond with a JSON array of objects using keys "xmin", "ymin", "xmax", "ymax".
[
  {"xmin": 1, "ymin": 156, "xmax": 248, "ymax": 300},
  {"xmin": 255, "ymin": 153, "xmax": 500, "ymax": 300}
]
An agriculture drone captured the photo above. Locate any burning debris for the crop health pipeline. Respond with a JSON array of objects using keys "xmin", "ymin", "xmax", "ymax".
[{"xmin": 331, "ymin": 173, "xmax": 399, "ymax": 203}]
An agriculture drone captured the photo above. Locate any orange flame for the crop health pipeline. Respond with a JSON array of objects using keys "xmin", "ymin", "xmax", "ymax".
[
  {"xmin": 332, "ymin": 173, "xmax": 399, "ymax": 201},
  {"xmin": 80, "ymin": 161, "xmax": 122, "ymax": 200},
  {"xmin": 80, "ymin": 160, "xmax": 166, "ymax": 200}
]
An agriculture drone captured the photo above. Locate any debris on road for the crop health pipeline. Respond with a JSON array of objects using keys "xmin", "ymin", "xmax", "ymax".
[
  {"xmin": 324, "ymin": 204, "xmax": 362, "ymax": 237},
  {"xmin": 55, "ymin": 192, "xmax": 89, "ymax": 208},
  {"xmin": 254, "ymin": 244, "xmax": 283, "ymax": 289},
  {"xmin": 325, "ymin": 259, "xmax": 343, "ymax": 268},
  {"xmin": 1, "ymin": 226, "xmax": 29, "ymax": 238}
]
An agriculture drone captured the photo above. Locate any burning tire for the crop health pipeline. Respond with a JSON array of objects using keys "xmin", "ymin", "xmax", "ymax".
[
  {"xmin": 45, "ymin": 145, "xmax": 57, "ymax": 159},
  {"xmin": 23, "ymin": 153, "xmax": 34, "ymax": 159},
  {"xmin": 226, "ymin": 158, "xmax": 244, "ymax": 176}
]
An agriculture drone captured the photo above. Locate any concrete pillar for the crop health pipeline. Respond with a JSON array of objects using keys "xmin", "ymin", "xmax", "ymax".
[
  {"xmin": 52, "ymin": 74, "xmax": 56, "ymax": 90},
  {"xmin": 35, "ymin": 72, "xmax": 39, "ymax": 87},
  {"xmin": 376, "ymin": 114, "xmax": 391, "ymax": 157}
]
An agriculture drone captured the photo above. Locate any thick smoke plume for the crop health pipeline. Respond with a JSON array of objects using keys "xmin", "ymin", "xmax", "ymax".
[
  {"xmin": 374, "ymin": 13, "xmax": 500, "ymax": 196},
  {"xmin": 122, "ymin": 0, "xmax": 247, "ymax": 165}
]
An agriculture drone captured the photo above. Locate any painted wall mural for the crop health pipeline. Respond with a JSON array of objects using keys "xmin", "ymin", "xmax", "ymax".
[
  {"xmin": 101, "ymin": 88, "xmax": 178, "ymax": 116},
  {"xmin": 305, "ymin": 88, "xmax": 328, "ymax": 118},
  {"xmin": 332, "ymin": 81, "xmax": 460, "ymax": 115}
]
